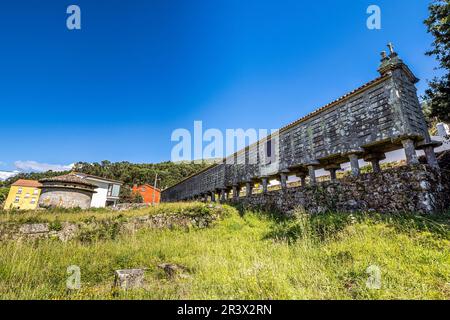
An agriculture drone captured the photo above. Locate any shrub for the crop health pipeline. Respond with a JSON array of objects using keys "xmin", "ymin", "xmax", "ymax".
[{"xmin": 49, "ymin": 219, "xmax": 63, "ymax": 232}]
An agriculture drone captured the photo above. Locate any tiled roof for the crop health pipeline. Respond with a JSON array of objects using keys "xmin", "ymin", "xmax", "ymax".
[
  {"xmin": 279, "ymin": 75, "xmax": 389, "ymax": 133},
  {"xmin": 133, "ymin": 184, "xmax": 161, "ymax": 192},
  {"xmin": 74, "ymin": 172, "xmax": 123, "ymax": 184},
  {"xmin": 12, "ymin": 179, "xmax": 42, "ymax": 188},
  {"xmin": 40, "ymin": 174, "xmax": 97, "ymax": 187}
]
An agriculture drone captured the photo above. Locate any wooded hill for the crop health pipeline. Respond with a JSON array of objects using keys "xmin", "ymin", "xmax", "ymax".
[{"xmin": 1, "ymin": 160, "xmax": 213, "ymax": 190}]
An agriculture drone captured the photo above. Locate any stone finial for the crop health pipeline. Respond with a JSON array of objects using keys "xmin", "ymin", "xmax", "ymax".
[
  {"xmin": 387, "ymin": 42, "xmax": 395, "ymax": 55},
  {"xmin": 387, "ymin": 42, "xmax": 399, "ymax": 59},
  {"xmin": 377, "ymin": 43, "xmax": 417, "ymax": 82},
  {"xmin": 379, "ymin": 50, "xmax": 390, "ymax": 73}
]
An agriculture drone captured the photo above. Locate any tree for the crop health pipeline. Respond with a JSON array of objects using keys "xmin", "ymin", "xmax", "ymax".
[
  {"xmin": 0, "ymin": 187, "xmax": 10, "ymax": 206},
  {"xmin": 118, "ymin": 186, "xmax": 133, "ymax": 203},
  {"xmin": 3, "ymin": 161, "xmax": 211, "ymax": 191},
  {"xmin": 132, "ymin": 192, "xmax": 144, "ymax": 204},
  {"xmin": 423, "ymin": 0, "xmax": 450, "ymax": 123},
  {"xmin": 118, "ymin": 186, "xmax": 144, "ymax": 204}
]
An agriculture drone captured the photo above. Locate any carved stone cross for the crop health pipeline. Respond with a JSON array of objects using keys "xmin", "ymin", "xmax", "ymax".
[{"xmin": 387, "ymin": 42, "xmax": 395, "ymax": 54}]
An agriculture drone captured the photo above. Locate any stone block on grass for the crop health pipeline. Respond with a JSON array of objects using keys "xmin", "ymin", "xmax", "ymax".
[{"xmin": 114, "ymin": 268, "xmax": 146, "ymax": 290}]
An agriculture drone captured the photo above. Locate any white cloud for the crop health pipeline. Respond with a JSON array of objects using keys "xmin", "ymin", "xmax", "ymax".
[
  {"xmin": 0, "ymin": 170, "xmax": 19, "ymax": 181},
  {"xmin": 14, "ymin": 161, "xmax": 74, "ymax": 173}
]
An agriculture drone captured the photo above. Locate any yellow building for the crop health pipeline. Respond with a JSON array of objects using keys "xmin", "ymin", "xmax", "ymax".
[{"xmin": 3, "ymin": 179, "xmax": 42, "ymax": 210}]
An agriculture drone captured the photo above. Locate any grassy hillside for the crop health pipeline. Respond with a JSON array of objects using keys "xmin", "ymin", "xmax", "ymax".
[{"xmin": 0, "ymin": 204, "xmax": 449, "ymax": 299}]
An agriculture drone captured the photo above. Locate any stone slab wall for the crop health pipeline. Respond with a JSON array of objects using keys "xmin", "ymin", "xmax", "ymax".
[
  {"xmin": 0, "ymin": 205, "xmax": 225, "ymax": 242},
  {"xmin": 162, "ymin": 57, "xmax": 432, "ymax": 202},
  {"xmin": 231, "ymin": 165, "xmax": 447, "ymax": 215}
]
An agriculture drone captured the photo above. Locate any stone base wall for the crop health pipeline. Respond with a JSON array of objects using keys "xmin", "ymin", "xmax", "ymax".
[
  {"xmin": 230, "ymin": 165, "xmax": 448, "ymax": 215},
  {"xmin": 0, "ymin": 207, "xmax": 224, "ymax": 242},
  {"xmin": 113, "ymin": 203, "xmax": 152, "ymax": 211}
]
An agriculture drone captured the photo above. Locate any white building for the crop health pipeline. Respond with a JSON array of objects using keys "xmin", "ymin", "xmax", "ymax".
[
  {"xmin": 74, "ymin": 173, "xmax": 122, "ymax": 207},
  {"xmin": 436, "ymin": 122, "xmax": 450, "ymax": 138}
]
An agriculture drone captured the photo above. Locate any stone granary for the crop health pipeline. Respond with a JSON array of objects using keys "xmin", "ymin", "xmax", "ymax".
[
  {"xmin": 162, "ymin": 45, "xmax": 447, "ymax": 214},
  {"xmin": 38, "ymin": 173, "xmax": 97, "ymax": 210}
]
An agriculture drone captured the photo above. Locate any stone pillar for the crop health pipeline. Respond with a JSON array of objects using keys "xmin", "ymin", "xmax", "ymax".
[
  {"xmin": 245, "ymin": 182, "xmax": 253, "ymax": 197},
  {"xmin": 210, "ymin": 191, "xmax": 216, "ymax": 202},
  {"xmin": 348, "ymin": 154, "xmax": 360, "ymax": 176},
  {"xmin": 424, "ymin": 146, "xmax": 439, "ymax": 168},
  {"xmin": 371, "ymin": 159, "xmax": 381, "ymax": 173},
  {"xmin": 330, "ymin": 169, "xmax": 337, "ymax": 181},
  {"xmin": 416, "ymin": 141, "xmax": 442, "ymax": 169},
  {"xmin": 261, "ymin": 177, "xmax": 269, "ymax": 194},
  {"xmin": 325, "ymin": 164, "xmax": 341, "ymax": 181},
  {"xmin": 308, "ymin": 165, "xmax": 316, "ymax": 185},
  {"xmin": 279, "ymin": 173, "xmax": 288, "ymax": 190},
  {"xmin": 401, "ymin": 138, "xmax": 419, "ymax": 165},
  {"xmin": 364, "ymin": 153, "xmax": 386, "ymax": 173},
  {"xmin": 296, "ymin": 172, "xmax": 307, "ymax": 187},
  {"xmin": 233, "ymin": 185, "xmax": 240, "ymax": 200},
  {"xmin": 220, "ymin": 189, "xmax": 226, "ymax": 202}
]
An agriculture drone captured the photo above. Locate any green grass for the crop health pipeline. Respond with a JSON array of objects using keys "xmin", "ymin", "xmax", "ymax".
[{"xmin": 0, "ymin": 205, "xmax": 449, "ymax": 300}]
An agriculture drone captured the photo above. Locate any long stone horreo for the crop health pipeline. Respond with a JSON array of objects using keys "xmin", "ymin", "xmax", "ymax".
[{"xmin": 162, "ymin": 45, "xmax": 447, "ymax": 214}]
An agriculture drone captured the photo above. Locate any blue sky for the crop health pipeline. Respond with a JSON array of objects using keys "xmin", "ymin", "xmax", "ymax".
[{"xmin": 0, "ymin": 0, "xmax": 441, "ymax": 173}]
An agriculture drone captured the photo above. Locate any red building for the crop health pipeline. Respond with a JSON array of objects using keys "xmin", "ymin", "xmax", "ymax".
[{"xmin": 132, "ymin": 184, "xmax": 161, "ymax": 204}]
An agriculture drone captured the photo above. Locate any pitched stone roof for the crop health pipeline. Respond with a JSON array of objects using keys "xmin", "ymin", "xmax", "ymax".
[
  {"xmin": 12, "ymin": 179, "xmax": 42, "ymax": 188},
  {"xmin": 39, "ymin": 174, "xmax": 97, "ymax": 188},
  {"xmin": 279, "ymin": 75, "xmax": 389, "ymax": 133}
]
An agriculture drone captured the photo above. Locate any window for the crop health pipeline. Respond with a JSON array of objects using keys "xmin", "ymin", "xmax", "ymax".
[
  {"xmin": 266, "ymin": 139, "xmax": 272, "ymax": 158},
  {"xmin": 111, "ymin": 185, "xmax": 120, "ymax": 197},
  {"xmin": 31, "ymin": 198, "xmax": 36, "ymax": 204},
  {"xmin": 107, "ymin": 184, "xmax": 113, "ymax": 197},
  {"xmin": 24, "ymin": 193, "xmax": 30, "ymax": 198},
  {"xmin": 33, "ymin": 189, "xmax": 39, "ymax": 195},
  {"xmin": 14, "ymin": 196, "xmax": 20, "ymax": 203},
  {"xmin": 265, "ymin": 139, "xmax": 273, "ymax": 164},
  {"xmin": 17, "ymin": 188, "xmax": 22, "ymax": 194}
]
